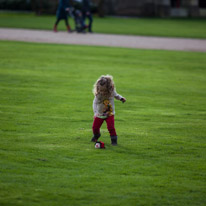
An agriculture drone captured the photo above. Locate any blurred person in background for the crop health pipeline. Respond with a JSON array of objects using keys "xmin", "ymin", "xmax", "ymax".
[
  {"xmin": 82, "ymin": 0, "xmax": 93, "ymax": 33},
  {"xmin": 53, "ymin": 0, "xmax": 72, "ymax": 32}
]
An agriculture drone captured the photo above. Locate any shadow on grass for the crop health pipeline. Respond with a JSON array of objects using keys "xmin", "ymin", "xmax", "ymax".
[{"xmin": 106, "ymin": 144, "xmax": 140, "ymax": 156}]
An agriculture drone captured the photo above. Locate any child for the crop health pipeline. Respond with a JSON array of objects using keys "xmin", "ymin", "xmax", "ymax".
[
  {"xmin": 72, "ymin": 9, "xmax": 86, "ymax": 33},
  {"xmin": 91, "ymin": 75, "xmax": 126, "ymax": 145}
]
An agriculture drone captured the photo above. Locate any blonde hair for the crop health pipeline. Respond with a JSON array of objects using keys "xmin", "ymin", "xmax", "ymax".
[{"xmin": 93, "ymin": 75, "xmax": 114, "ymax": 98}]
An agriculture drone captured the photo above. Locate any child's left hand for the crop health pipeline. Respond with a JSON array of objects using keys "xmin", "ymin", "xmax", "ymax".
[{"xmin": 120, "ymin": 98, "xmax": 126, "ymax": 103}]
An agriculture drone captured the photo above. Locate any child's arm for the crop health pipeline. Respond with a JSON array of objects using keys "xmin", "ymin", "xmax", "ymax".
[
  {"xmin": 93, "ymin": 97, "xmax": 98, "ymax": 116},
  {"xmin": 114, "ymin": 90, "xmax": 126, "ymax": 103}
]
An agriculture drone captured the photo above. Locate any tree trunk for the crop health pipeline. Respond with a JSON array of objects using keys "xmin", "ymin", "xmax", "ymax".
[{"xmin": 98, "ymin": 0, "xmax": 105, "ymax": 17}]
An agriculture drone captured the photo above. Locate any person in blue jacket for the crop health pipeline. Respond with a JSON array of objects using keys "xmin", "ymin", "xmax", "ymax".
[
  {"xmin": 82, "ymin": 0, "xmax": 93, "ymax": 33},
  {"xmin": 53, "ymin": 0, "xmax": 72, "ymax": 32}
]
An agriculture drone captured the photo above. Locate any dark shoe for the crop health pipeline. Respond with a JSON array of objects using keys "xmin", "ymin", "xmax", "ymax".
[
  {"xmin": 91, "ymin": 133, "xmax": 101, "ymax": 142},
  {"xmin": 111, "ymin": 136, "xmax": 117, "ymax": 145}
]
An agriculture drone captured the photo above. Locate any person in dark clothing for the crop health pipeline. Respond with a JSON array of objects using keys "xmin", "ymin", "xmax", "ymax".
[
  {"xmin": 72, "ymin": 9, "xmax": 86, "ymax": 33},
  {"xmin": 53, "ymin": 0, "xmax": 72, "ymax": 32},
  {"xmin": 82, "ymin": 0, "xmax": 93, "ymax": 33}
]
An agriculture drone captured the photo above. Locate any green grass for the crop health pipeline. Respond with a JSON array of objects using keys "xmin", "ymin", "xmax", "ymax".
[
  {"xmin": 0, "ymin": 40, "xmax": 206, "ymax": 205},
  {"xmin": 0, "ymin": 12, "xmax": 206, "ymax": 38}
]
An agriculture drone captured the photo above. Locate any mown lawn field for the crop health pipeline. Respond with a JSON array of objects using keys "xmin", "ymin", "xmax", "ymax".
[
  {"xmin": 0, "ymin": 40, "xmax": 206, "ymax": 205},
  {"xmin": 0, "ymin": 12, "xmax": 206, "ymax": 39}
]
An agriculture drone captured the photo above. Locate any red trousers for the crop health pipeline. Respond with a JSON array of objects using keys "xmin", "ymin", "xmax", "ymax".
[{"xmin": 92, "ymin": 115, "xmax": 117, "ymax": 137}]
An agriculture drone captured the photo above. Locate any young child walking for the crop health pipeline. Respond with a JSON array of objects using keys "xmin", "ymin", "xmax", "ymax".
[{"xmin": 91, "ymin": 75, "xmax": 126, "ymax": 145}]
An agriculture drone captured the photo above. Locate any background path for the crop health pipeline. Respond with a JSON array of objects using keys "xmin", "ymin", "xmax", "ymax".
[{"xmin": 0, "ymin": 28, "xmax": 206, "ymax": 52}]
